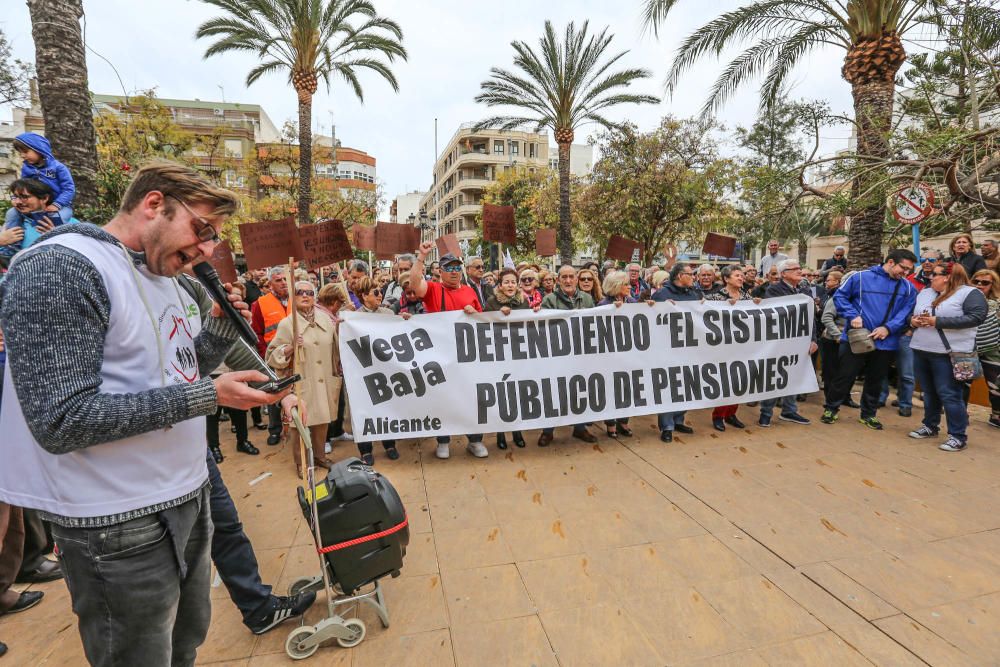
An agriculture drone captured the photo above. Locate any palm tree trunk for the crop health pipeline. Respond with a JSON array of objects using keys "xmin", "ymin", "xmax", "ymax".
[
  {"xmin": 26, "ymin": 0, "xmax": 98, "ymax": 215},
  {"xmin": 557, "ymin": 141, "xmax": 572, "ymax": 265},
  {"xmin": 847, "ymin": 78, "xmax": 895, "ymax": 270},
  {"xmin": 296, "ymin": 89, "xmax": 313, "ymax": 227}
]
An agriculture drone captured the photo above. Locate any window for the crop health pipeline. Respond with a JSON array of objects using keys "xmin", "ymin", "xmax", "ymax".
[
  {"xmin": 493, "ymin": 140, "xmax": 504, "ymax": 155},
  {"xmin": 224, "ymin": 170, "xmax": 245, "ymax": 187},
  {"xmin": 510, "ymin": 141, "xmax": 519, "ymax": 156},
  {"xmin": 223, "ymin": 139, "xmax": 243, "ymax": 158},
  {"xmin": 528, "ymin": 143, "xmax": 536, "ymax": 158}
]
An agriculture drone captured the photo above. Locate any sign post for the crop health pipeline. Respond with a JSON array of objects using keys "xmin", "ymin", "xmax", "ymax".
[{"xmin": 891, "ymin": 183, "xmax": 935, "ymax": 254}]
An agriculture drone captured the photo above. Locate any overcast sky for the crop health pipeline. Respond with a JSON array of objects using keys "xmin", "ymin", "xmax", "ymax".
[{"xmin": 2, "ymin": 0, "xmax": 861, "ymax": 216}]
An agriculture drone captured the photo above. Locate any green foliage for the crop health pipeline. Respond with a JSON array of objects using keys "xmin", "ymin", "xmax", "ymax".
[
  {"xmin": 577, "ymin": 118, "xmax": 740, "ymax": 265},
  {"xmin": 0, "ymin": 30, "xmax": 33, "ymax": 107}
]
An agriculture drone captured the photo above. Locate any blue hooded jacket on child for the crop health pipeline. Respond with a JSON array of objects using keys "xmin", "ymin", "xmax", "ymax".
[{"xmin": 14, "ymin": 133, "xmax": 76, "ymax": 209}]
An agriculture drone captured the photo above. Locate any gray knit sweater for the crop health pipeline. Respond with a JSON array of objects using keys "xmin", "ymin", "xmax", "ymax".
[{"xmin": 0, "ymin": 224, "xmax": 238, "ymax": 527}]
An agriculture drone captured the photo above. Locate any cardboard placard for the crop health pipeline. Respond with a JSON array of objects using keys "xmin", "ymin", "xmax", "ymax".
[
  {"xmin": 482, "ymin": 203, "xmax": 516, "ymax": 244},
  {"xmin": 606, "ymin": 235, "xmax": 643, "ymax": 263},
  {"xmin": 435, "ymin": 233, "xmax": 462, "ymax": 258},
  {"xmin": 207, "ymin": 240, "xmax": 238, "ymax": 284},
  {"xmin": 239, "ymin": 217, "xmax": 302, "ymax": 270},
  {"xmin": 535, "ymin": 228, "xmax": 557, "ymax": 256},
  {"xmin": 375, "ymin": 222, "xmax": 421, "ymax": 257},
  {"xmin": 298, "ymin": 219, "xmax": 354, "ymax": 269},
  {"xmin": 352, "ymin": 225, "xmax": 376, "ymax": 251},
  {"xmin": 702, "ymin": 232, "xmax": 737, "ymax": 258}
]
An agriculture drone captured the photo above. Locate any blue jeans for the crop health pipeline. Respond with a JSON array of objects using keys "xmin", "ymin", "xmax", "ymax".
[
  {"xmin": 52, "ymin": 488, "xmax": 213, "ymax": 666},
  {"xmin": 879, "ymin": 335, "xmax": 915, "ymax": 409},
  {"xmin": 760, "ymin": 395, "xmax": 797, "ymax": 419},
  {"xmin": 657, "ymin": 411, "xmax": 687, "ymax": 432},
  {"xmin": 913, "ymin": 350, "xmax": 968, "ymax": 441},
  {"xmin": 206, "ymin": 452, "xmax": 272, "ymax": 625}
]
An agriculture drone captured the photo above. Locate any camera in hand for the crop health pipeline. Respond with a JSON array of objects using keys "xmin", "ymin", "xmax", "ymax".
[{"xmin": 249, "ymin": 374, "xmax": 300, "ymax": 394}]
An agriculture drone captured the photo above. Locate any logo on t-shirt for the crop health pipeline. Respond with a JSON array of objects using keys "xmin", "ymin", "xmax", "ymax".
[{"xmin": 159, "ymin": 305, "xmax": 200, "ymax": 384}]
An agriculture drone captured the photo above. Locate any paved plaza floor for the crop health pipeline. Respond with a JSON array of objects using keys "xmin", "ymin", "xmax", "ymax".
[{"xmin": 3, "ymin": 398, "xmax": 1000, "ymax": 665}]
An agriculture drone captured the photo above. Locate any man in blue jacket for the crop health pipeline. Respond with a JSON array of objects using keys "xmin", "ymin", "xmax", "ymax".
[
  {"xmin": 822, "ymin": 249, "xmax": 918, "ymax": 429},
  {"xmin": 4, "ymin": 133, "xmax": 75, "ymax": 229}
]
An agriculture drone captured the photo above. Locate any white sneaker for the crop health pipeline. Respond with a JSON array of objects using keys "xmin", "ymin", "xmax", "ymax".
[
  {"xmin": 332, "ymin": 432, "xmax": 354, "ymax": 442},
  {"xmin": 435, "ymin": 442, "xmax": 450, "ymax": 459},
  {"xmin": 466, "ymin": 441, "xmax": 489, "ymax": 458}
]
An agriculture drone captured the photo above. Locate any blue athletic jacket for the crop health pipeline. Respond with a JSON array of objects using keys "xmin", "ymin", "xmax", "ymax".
[
  {"xmin": 832, "ymin": 265, "xmax": 917, "ymax": 351},
  {"xmin": 15, "ymin": 133, "xmax": 76, "ymax": 209}
]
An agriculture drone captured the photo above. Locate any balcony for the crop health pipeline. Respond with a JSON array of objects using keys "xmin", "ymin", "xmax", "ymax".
[{"xmin": 455, "ymin": 203, "xmax": 483, "ymax": 217}]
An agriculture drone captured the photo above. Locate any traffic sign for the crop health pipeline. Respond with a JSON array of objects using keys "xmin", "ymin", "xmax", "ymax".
[{"xmin": 892, "ymin": 183, "xmax": 934, "ymax": 225}]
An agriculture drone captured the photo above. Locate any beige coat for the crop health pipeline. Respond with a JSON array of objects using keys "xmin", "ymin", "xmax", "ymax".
[{"xmin": 265, "ymin": 309, "xmax": 341, "ymax": 427}]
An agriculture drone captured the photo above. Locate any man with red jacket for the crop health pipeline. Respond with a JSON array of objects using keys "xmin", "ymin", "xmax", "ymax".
[{"xmin": 409, "ymin": 242, "xmax": 488, "ymax": 459}]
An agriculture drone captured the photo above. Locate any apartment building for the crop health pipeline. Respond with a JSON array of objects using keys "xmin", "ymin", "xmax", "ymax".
[
  {"xmin": 390, "ymin": 190, "xmax": 427, "ymax": 224},
  {"xmin": 258, "ymin": 134, "xmax": 376, "ymax": 200},
  {"xmin": 418, "ymin": 123, "xmax": 551, "ymax": 245}
]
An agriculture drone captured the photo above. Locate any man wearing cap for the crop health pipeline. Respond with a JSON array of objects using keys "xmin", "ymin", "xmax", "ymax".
[{"xmin": 410, "ymin": 242, "xmax": 489, "ymax": 459}]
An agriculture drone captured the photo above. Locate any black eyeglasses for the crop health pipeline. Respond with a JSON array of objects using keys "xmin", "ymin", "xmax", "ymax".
[
  {"xmin": 370, "ymin": 289, "xmax": 382, "ymax": 297},
  {"xmin": 168, "ymin": 195, "xmax": 220, "ymax": 244},
  {"xmin": 295, "ymin": 289, "xmax": 315, "ymax": 296}
]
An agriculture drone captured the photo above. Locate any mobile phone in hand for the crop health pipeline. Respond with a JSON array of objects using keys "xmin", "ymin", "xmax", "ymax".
[{"xmin": 249, "ymin": 374, "xmax": 301, "ymax": 393}]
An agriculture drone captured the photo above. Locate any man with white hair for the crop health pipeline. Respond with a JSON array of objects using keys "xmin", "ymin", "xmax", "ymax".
[
  {"xmin": 626, "ymin": 263, "xmax": 648, "ymax": 300},
  {"xmin": 821, "ymin": 246, "xmax": 848, "ymax": 276},
  {"xmin": 695, "ymin": 264, "xmax": 717, "ymax": 294},
  {"xmin": 759, "ymin": 239, "xmax": 788, "ymax": 276}
]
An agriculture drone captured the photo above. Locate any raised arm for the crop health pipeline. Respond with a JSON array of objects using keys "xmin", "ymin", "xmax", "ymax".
[{"xmin": 410, "ymin": 241, "xmax": 433, "ymax": 299}]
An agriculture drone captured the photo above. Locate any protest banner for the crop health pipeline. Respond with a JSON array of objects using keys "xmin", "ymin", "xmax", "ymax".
[
  {"xmin": 207, "ymin": 240, "xmax": 238, "ymax": 284},
  {"xmin": 353, "ymin": 225, "xmax": 377, "ymax": 251},
  {"xmin": 375, "ymin": 222, "xmax": 421, "ymax": 257},
  {"xmin": 606, "ymin": 235, "xmax": 643, "ymax": 262},
  {"xmin": 535, "ymin": 228, "xmax": 557, "ymax": 256},
  {"xmin": 436, "ymin": 233, "xmax": 462, "ymax": 258},
  {"xmin": 239, "ymin": 218, "xmax": 302, "ymax": 270},
  {"xmin": 482, "ymin": 203, "xmax": 516, "ymax": 244},
  {"xmin": 339, "ymin": 295, "xmax": 819, "ymax": 439},
  {"xmin": 298, "ymin": 219, "xmax": 354, "ymax": 268}
]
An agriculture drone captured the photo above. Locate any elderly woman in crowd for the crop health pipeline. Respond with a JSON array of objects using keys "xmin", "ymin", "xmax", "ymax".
[
  {"xmin": 538, "ymin": 269, "xmax": 556, "ymax": 296},
  {"xmin": 696, "ymin": 264, "xmax": 717, "ymax": 293},
  {"xmin": 353, "ymin": 276, "xmax": 400, "ymax": 464},
  {"xmin": 949, "ymin": 233, "xmax": 987, "ymax": 277},
  {"xmin": 267, "ymin": 280, "xmax": 339, "ymax": 477},
  {"xmin": 597, "ymin": 270, "xmax": 640, "ymax": 437},
  {"xmin": 908, "ymin": 263, "xmax": 987, "ymax": 452},
  {"xmin": 576, "ymin": 267, "xmax": 603, "ymax": 303},
  {"xmin": 704, "ymin": 265, "xmax": 756, "ymax": 431},
  {"xmin": 519, "ymin": 268, "xmax": 544, "ymax": 308},
  {"xmin": 485, "ymin": 268, "xmax": 538, "ymax": 449},
  {"xmin": 650, "ymin": 270, "xmax": 669, "ymax": 290},
  {"xmin": 970, "ymin": 269, "xmax": 1000, "ymax": 429}
]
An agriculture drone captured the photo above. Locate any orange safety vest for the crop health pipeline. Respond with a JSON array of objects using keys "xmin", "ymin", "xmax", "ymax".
[{"xmin": 258, "ymin": 292, "xmax": 291, "ymax": 343}]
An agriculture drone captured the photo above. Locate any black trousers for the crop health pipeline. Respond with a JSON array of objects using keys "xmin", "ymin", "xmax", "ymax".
[
  {"xmin": 818, "ymin": 338, "xmax": 841, "ymax": 402},
  {"xmin": 328, "ymin": 386, "xmax": 347, "ymax": 438},
  {"xmin": 207, "ymin": 407, "xmax": 249, "ymax": 448},
  {"xmin": 17, "ymin": 508, "xmax": 53, "ymax": 575},
  {"xmin": 267, "ymin": 403, "xmax": 283, "ymax": 438},
  {"xmin": 824, "ymin": 342, "xmax": 893, "ymax": 418}
]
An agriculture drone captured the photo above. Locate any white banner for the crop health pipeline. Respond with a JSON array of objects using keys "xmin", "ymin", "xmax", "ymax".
[{"xmin": 338, "ymin": 296, "xmax": 818, "ymax": 440}]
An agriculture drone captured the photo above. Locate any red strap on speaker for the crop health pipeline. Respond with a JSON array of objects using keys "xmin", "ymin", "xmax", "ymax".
[{"xmin": 316, "ymin": 515, "xmax": 409, "ymax": 554}]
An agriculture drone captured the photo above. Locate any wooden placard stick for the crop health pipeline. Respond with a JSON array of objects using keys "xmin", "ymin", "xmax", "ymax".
[{"xmin": 288, "ymin": 255, "xmax": 308, "ymax": 476}]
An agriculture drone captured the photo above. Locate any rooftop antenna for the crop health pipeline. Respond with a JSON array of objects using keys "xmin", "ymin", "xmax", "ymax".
[{"xmin": 217, "ymin": 84, "xmax": 225, "ymax": 103}]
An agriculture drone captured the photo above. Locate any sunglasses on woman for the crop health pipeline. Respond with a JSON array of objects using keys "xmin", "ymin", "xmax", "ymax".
[
  {"xmin": 973, "ymin": 279, "xmax": 994, "ymax": 287},
  {"xmin": 521, "ymin": 278, "xmax": 535, "ymax": 284},
  {"xmin": 579, "ymin": 276, "xmax": 594, "ymax": 282},
  {"xmin": 295, "ymin": 289, "xmax": 315, "ymax": 296}
]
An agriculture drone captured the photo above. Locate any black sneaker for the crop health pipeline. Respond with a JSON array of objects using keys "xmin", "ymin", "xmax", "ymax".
[
  {"xmin": 758, "ymin": 415, "xmax": 771, "ymax": 428},
  {"xmin": 779, "ymin": 412, "xmax": 811, "ymax": 425},
  {"xmin": 266, "ymin": 434, "xmax": 281, "ymax": 446},
  {"xmin": 820, "ymin": 410, "xmax": 838, "ymax": 424},
  {"xmin": 660, "ymin": 430, "xmax": 673, "ymax": 443},
  {"xmin": 724, "ymin": 415, "xmax": 746, "ymax": 429},
  {"xmin": 236, "ymin": 440, "xmax": 260, "ymax": 456},
  {"xmin": 246, "ymin": 591, "xmax": 316, "ymax": 635},
  {"xmin": 254, "ymin": 421, "xmax": 268, "ymax": 430},
  {"xmin": 361, "ymin": 452, "xmax": 375, "ymax": 466},
  {"xmin": 385, "ymin": 446, "xmax": 400, "ymax": 460}
]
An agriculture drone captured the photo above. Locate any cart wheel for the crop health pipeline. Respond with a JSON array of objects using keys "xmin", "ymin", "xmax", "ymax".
[
  {"xmin": 336, "ymin": 618, "xmax": 366, "ymax": 648},
  {"xmin": 289, "ymin": 576, "xmax": 315, "ymax": 596},
  {"xmin": 286, "ymin": 626, "xmax": 319, "ymax": 660}
]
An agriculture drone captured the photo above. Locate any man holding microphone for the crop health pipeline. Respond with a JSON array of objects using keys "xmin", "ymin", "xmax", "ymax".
[{"xmin": 0, "ymin": 161, "xmax": 293, "ymax": 665}]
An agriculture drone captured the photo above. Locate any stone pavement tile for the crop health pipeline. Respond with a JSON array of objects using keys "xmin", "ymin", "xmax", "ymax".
[
  {"xmin": 401, "ymin": 532, "xmax": 439, "ymax": 578},
  {"xmin": 486, "ymin": 488, "xmax": 560, "ymax": 524},
  {"xmin": 0, "ymin": 614, "xmax": 78, "ymax": 666},
  {"xmin": 755, "ymin": 631, "xmax": 873, "ymax": 666},
  {"xmin": 586, "ymin": 543, "xmax": 688, "ymax": 599},
  {"xmin": 774, "ymin": 479, "xmax": 868, "ymax": 514},
  {"xmin": 542, "ymin": 482, "xmax": 615, "ymax": 516},
  {"xmin": 539, "ymin": 602, "xmax": 664, "ymax": 667},
  {"xmin": 272, "ymin": 543, "xmax": 320, "ymax": 596},
  {"xmin": 656, "ymin": 534, "xmax": 757, "ymax": 585},
  {"xmin": 689, "ymin": 484, "xmax": 819, "ymax": 528},
  {"xmin": 765, "ymin": 570, "xmax": 927, "ymax": 666},
  {"xmin": 817, "ymin": 507, "xmax": 936, "ymax": 553},
  {"xmin": 907, "ymin": 591, "xmax": 1000, "ymax": 661},
  {"xmin": 525, "ymin": 460, "xmax": 594, "ymax": 489},
  {"xmin": 799, "ymin": 562, "xmax": 898, "ymax": 621},
  {"xmin": 678, "ymin": 649, "xmax": 768, "ymax": 667},
  {"xmin": 450, "ymin": 615, "xmax": 557, "ymax": 667},
  {"xmin": 616, "ymin": 497, "xmax": 707, "ymax": 542},
  {"xmin": 212, "ymin": 547, "xmax": 288, "ymax": 602},
  {"xmin": 240, "ymin": 502, "xmax": 302, "ymax": 552},
  {"xmin": 422, "ymin": 468, "xmax": 486, "ymax": 502},
  {"xmin": 360, "ymin": 574, "xmax": 448, "ymax": 637},
  {"xmin": 712, "ymin": 528, "xmax": 794, "ymax": 577},
  {"xmin": 882, "ymin": 495, "xmax": 987, "ymax": 540},
  {"xmin": 248, "ymin": 647, "xmax": 348, "ymax": 665},
  {"xmin": 926, "ymin": 485, "xmax": 1000, "ymax": 532},
  {"xmin": 517, "ymin": 554, "xmax": 616, "ymax": 612},
  {"xmin": 404, "ymin": 498, "xmax": 432, "ymax": 534},
  {"xmin": 561, "ymin": 510, "xmax": 646, "ymax": 551},
  {"xmin": 502, "ymin": 517, "xmax": 586, "ymax": 562},
  {"xmin": 874, "ymin": 614, "xmax": 973, "ymax": 666},
  {"xmin": 736, "ymin": 436, "xmax": 828, "ymax": 462},
  {"xmin": 441, "ymin": 563, "xmax": 535, "ymax": 623},
  {"xmin": 428, "ymin": 494, "xmax": 496, "ymax": 532},
  {"xmin": 354, "ymin": 628, "xmax": 454, "ymax": 667},
  {"xmin": 739, "ymin": 514, "xmax": 880, "ymax": 567},
  {"xmin": 696, "ymin": 575, "xmax": 827, "ymax": 646},
  {"xmin": 199, "ymin": 599, "xmax": 258, "ymax": 663},
  {"xmin": 622, "ymin": 588, "xmax": 748, "ymax": 664},
  {"xmin": 435, "ymin": 525, "xmax": 513, "ymax": 572},
  {"xmin": 571, "ymin": 455, "xmax": 643, "ymax": 484},
  {"xmin": 195, "ymin": 661, "xmax": 249, "ymax": 667},
  {"xmin": 473, "ymin": 464, "xmax": 537, "ymax": 495}
]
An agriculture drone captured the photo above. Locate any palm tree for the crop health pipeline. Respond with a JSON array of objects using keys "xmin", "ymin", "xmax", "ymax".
[
  {"xmin": 26, "ymin": 0, "xmax": 99, "ymax": 214},
  {"xmin": 196, "ymin": 0, "xmax": 406, "ymax": 226},
  {"xmin": 475, "ymin": 21, "xmax": 659, "ymax": 265},
  {"xmin": 642, "ymin": 0, "xmax": 931, "ymax": 269}
]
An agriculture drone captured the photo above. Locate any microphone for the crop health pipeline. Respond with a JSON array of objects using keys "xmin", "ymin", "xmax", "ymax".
[{"xmin": 193, "ymin": 261, "xmax": 259, "ymax": 349}]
